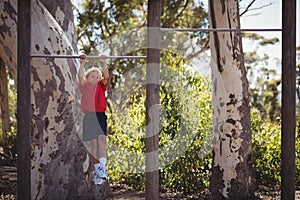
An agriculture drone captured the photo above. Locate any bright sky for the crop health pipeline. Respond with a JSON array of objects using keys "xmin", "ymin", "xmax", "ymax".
[
  {"xmin": 241, "ymin": 0, "xmax": 299, "ymax": 44},
  {"xmin": 240, "ymin": 1, "xmax": 281, "ymax": 28},
  {"xmin": 239, "ymin": 0, "xmax": 282, "ymax": 65},
  {"xmin": 199, "ymin": 0, "xmax": 299, "ymax": 44},
  {"xmin": 239, "ymin": 0, "xmax": 299, "ymax": 62},
  {"xmin": 198, "ymin": 0, "xmax": 299, "ymax": 60}
]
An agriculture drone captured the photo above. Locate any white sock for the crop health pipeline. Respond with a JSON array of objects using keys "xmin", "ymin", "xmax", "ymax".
[
  {"xmin": 99, "ymin": 157, "xmax": 106, "ymax": 166},
  {"xmin": 94, "ymin": 163, "xmax": 101, "ymax": 171}
]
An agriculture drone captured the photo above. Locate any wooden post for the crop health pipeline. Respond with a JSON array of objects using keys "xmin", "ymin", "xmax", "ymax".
[
  {"xmin": 281, "ymin": 0, "xmax": 296, "ymax": 199},
  {"xmin": 146, "ymin": 0, "xmax": 161, "ymax": 199},
  {"xmin": 17, "ymin": 0, "xmax": 31, "ymax": 199}
]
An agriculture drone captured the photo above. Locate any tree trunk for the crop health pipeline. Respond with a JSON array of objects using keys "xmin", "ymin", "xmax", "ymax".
[
  {"xmin": 1, "ymin": 0, "xmax": 112, "ymax": 199},
  {"xmin": 0, "ymin": 1, "xmax": 17, "ymax": 83},
  {"xmin": 0, "ymin": 58, "xmax": 11, "ymax": 155},
  {"xmin": 208, "ymin": 0, "xmax": 255, "ymax": 199},
  {"xmin": 39, "ymin": 0, "xmax": 78, "ymax": 52}
]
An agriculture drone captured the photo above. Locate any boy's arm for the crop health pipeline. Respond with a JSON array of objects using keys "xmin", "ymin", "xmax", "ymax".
[
  {"xmin": 78, "ymin": 54, "xmax": 86, "ymax": 86},
  {"xmin": 100, "ymin": 55, "xmax": 109, "ymax": 86}
]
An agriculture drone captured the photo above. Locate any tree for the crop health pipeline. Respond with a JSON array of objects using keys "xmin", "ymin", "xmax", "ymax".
[
  {"xmin": 208, "ymin": 0, "xmax": 255, "ymax": 199},
  {"xmin": 74, "ymin": 0, "xmax": 208, "ymax": 98},
  {"xmin": 243, "ymin": 33, "xmax": 281, "ymax": 120},
  {"xmin": 0, "ymin": 0, "xmax": 112, "ymax": 199},
  {"xmin": 75, "ymin": 0, "xmax": 208, "ymax": 53}
]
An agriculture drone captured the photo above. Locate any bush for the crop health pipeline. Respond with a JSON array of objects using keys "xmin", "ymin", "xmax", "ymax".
[
  {"xmin": 251, "ymin": 109, "xmax": 281, "ymax": 184},
  {"xmin": 107, "ymin": 51, "xmax": 300, "ymax": 193},
  {"xmin": 107, "ymin": 52, "xmax": 213, "ymax": 193},
  {"xmin": 296, "ymin": 118, "xmax": 300, "ymax": 185},
  {"xmin": 252, "ymin": 110, "xmax": 300, "ymax": 186},
  {"xmin": 0, "ymin": 81, "xmax": 17, "ymax": 158}
]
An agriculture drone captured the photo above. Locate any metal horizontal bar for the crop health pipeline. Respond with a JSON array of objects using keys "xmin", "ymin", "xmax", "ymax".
[
  {"xmin": 31, "ymin": 54, "xmax": 147, "ymax": 59},
  {"xmin": 161, "ymin": 28, "xmax": 282, "ymax": 32}
]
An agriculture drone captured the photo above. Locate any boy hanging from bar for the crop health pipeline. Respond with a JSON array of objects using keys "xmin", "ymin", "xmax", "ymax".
[{"xmin": 77, "ymin": 54, "xmax": 109, "ymax": 185}]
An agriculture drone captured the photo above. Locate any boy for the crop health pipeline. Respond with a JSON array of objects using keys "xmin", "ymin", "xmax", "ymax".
[{"xmin": 78, "ymin": 54, "xmax": 109, "ymax": 185}]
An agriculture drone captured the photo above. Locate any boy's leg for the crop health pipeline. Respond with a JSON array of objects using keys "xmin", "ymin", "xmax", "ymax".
[
  {"xmin": 98, "ymin": 135, "xmax": 107, "ymax": 158},
  {"xmin": 91, "ymin": 139, "xmax": 99, "ymax": 163},
  {"xmin": 95, "ymin": 134, "xmax": 108, "ymax": 179},
  {"xmin": 91, "ymin": 139, "xmax": 103, "ymax": 185}
]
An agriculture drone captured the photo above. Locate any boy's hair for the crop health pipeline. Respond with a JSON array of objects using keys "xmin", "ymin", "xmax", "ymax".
[{"xmin": 85, "ymin": 67, "xmax": 102, "ymax": 78}]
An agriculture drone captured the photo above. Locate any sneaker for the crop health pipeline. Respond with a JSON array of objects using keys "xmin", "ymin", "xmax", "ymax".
[
  {"xmin": 95, "ymin": 163, "xmax": 108, "ymax": 180},
  {"xmin": 93, "ymin": 171, "xmax": 103, "ymax": 185}
]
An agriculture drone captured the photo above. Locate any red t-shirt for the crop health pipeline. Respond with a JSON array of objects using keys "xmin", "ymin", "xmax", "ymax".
[{"xmin": 78, "ymin": 80, "xmax": 107, "ymax": 112}]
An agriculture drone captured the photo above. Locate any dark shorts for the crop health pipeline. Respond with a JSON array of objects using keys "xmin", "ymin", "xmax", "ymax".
[{"xmin": 82, "ymin": 112, "xmax": 107, "ymax": 141}]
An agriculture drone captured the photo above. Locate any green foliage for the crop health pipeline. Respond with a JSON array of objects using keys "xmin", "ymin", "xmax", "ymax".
[
  {"xmin": 297, "ymin": 48, "xmax": 300, "ymax": 109},
  {"xmin": 258, "ymin": 37, "xmax": 279, "ymax": 46},
  {"xmin": 0, "ymin": 79, "xmax": 17, "ymax": 157},
  {"xmin": 74, "ymin": 1, "xmax": 210, "ymax": 108},
  {"xmin": 107, "ymin": 83, "xmax": 300, "ymax": 192},
  {"xmin": 243, "ymin": 33, "xmax": 265, "ymax": 41},
  {"xmin": 296, "ymin": 117, "xmax": 300, "ymax": 185},
  {"xmin": 106, "ymin": 51, "xmax": 213, "ymax": 193},
  {"xmin": 251, "ymin": 109, "xmax": 281, "ymax": 184},
  {"xmin": 245, "ymin": 49, "xmax": 281, "ymax": 120},
  {"xmin": 261, "ymin": 79, "xmax": 281, "ymax": 121},
  {"xmin": 243, "ymin": 33, "xmax": 279, "ymax": 46},
  {"xmin": 1, "ymin": 0, "xmax": 298, "ymax": 195},
  {"xmin": 75, "ymin": 0, "xmax": 208, "ymax": 47},
  {"xmin": 160, "ymin": 149, "xmax": 211, "ymax": 194},
  {"xmin": 158, "ymin": 52, "xmax": 212, "ymax": 194},
  {"xmin": 74, "ymin": 0, "xmax": 209, "ymax": 68},
  {"xmin": 243, "ymin": 31, "xmax": 283, "ymax": 121},
  {"xmin": 251, "ymin": 111, "xmax": 300, "ymax": 186}
]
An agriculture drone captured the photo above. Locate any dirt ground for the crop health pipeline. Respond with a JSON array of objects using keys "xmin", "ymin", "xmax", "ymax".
[
  {"xmin": 110, "ymin": 184, "xmax": 300, "ymax": 200},
  {"xmin": 1, "ymin": 163, "xmax": 300, "ymax": 200},
  {"xmin": 1, "ymin": 184, "xmax": 300, "ymax": 200}
]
